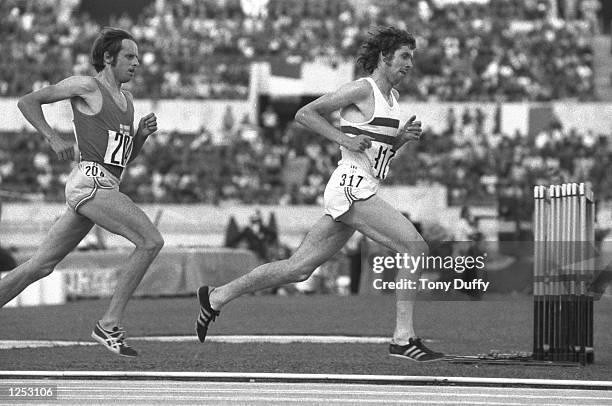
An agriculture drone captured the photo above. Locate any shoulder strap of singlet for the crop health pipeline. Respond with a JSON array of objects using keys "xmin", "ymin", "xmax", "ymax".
[
  {"xmin": 94, "ymin": 78, "xmax": 131, "ymax": 113},
  {"xmin": 93, "ymin": 77, "xmax": 108, "ymax": 99},
  {"xmin": 362, "ymin": 76, "xmax": 397, "ymax": 109},
  {"xmin": 122, "ymin": 89, "xmax": 135, "ymax": 115},
  {"xmin": 362, "ymin": 77, "xmax": 386, "ymax": 106}
]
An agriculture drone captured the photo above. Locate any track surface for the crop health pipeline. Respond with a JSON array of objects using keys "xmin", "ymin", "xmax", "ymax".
[
  {"xmin": 1, "ymin": 378, "xmax": 612, "ymax": 406},
  {"xmin": 2, "ymin": 294, "xmax": 611, "ymax": 379},
  {"xmin": 1, "ymin": 294, "xmax": 612, "ymax": 405}
]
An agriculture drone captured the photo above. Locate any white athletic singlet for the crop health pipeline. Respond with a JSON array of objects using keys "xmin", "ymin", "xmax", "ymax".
[{"xmin": 338, "ymin": 77, "xmax": 401, "ymax": 180}]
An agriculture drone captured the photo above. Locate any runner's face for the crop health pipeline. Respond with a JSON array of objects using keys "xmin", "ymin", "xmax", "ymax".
[
  {"xmin": 387, "ymin": 45, "xmax": 414, "ymax": 85},
  {"xmin": 111, "ymin": 39, "xmax": 140, "ymax": 83}
]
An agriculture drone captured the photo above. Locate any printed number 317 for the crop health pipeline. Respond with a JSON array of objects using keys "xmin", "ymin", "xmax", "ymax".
[{"xmin": 340, "ymin": 174, "xmax": 363, "ymax": 187}]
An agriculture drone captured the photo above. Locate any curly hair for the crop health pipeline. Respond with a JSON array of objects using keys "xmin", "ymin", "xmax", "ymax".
[
  {"xmin": 91, "ymin": 27, "xmax": 136, "ymax": 73},
  {"xmin": 356, "ymin": 27, "xmax": 416, "ymax": 74}
]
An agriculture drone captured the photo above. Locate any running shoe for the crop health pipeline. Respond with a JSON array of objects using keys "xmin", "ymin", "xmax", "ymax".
[
  {"xmin": 91, "ymin": 321, "xmax": 138, "ymax": 357},
  {"xmin": 389, "ymin": 337, "xmax": 445, "ymax": 362},
  {"xmin": 196, "ymin": 286, "xmax": 220, "ymax": 343}
]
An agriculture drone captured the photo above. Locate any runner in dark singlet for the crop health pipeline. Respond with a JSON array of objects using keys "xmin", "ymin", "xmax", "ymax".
[{"xmin": 0, "ymin": 28, "xmax": 163, "ymax": 357}]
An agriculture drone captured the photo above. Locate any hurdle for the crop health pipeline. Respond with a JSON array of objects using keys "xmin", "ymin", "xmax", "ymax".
[{"xmin": 533, "ymin": 183, "xmax": 595, "ymax": 365}]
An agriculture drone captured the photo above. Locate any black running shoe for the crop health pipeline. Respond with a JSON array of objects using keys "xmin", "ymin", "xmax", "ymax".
[
  {"xmin": 91, "ymin": 321, "xmax": 138, "ymax": 357},
  {"xmin": 389, "ymin": 337, "xmax": 445, "ymax": 362},
  {"xmin": 196, "ymin": 286, "xmax": 220, "ymax": 343}
]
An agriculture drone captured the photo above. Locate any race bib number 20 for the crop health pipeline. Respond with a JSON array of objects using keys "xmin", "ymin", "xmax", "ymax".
[{"xmin": 103, "ymin": 124, "xmax": 133, "ymax": 168}]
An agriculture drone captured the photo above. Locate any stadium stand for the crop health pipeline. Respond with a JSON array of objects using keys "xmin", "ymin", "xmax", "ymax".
[
  {"xmin": 1, "ymin": 0, "xmax": 598, "ymax": 100},
  {"xmin": 0, "ymin": 0, "xmax": 610, "ymax": 209},
  {"xmin": 0, "ymin": 118, "xmax": 610, "ymax": 207}
]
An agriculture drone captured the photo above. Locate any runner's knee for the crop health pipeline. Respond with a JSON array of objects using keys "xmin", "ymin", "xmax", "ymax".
[
  {"xmin": 23, "ymin": 261, "xmax": 55, "ymax": 282},
  {"xmin": 137, "ymin": 230, "xmax": 164, "ymax": 252},
  {"xmin": 417, "ymin": 240, "xmax": 430, "ymax": 257},
  {"xmin": 293, "ymin": 269, "xmax": 314, "ymax": 283},
  {"xmin": 287, "ymin": 259, "xmax": 315, "ymax": 283},
  {"xmin": 399, "ymin": 237, "xmax": 429, "ymax": 257},
  {"xmin": 32, "ymin": 267, "xmax": 54, "ymax": 281}
]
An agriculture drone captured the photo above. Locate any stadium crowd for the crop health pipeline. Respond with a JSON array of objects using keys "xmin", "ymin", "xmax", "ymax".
[
  {"xmin": 1, "ymin": 109, "xmax": 610, "ymax": 208},
  {"xmin": 1, "ymin": 0, "xmax": 598, "ymax": 101},
  {"xmin": 0, "ymin": 0, "xmax": 609, "ymax": 209}
]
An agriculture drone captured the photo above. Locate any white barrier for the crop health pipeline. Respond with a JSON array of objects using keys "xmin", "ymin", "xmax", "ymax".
[
  {"xmin": 0, "ymin": 270, "xmax": 66, "ymax": 307},
  {"xmin": 0, "ymin": 98, "xmax": 252, "ymax": 140},
  {"xmin": 0, "ymin": 184, "xmax": 453, "ymax": 249},
  {"xmin": 1, "ymin": 98, "xmax": 611, "ymax": 137}
]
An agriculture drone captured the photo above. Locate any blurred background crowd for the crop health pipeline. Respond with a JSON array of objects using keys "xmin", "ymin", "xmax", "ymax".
[
  {"xmin": 0, "ymin": 0, "xmax": 611, "ymax": 214},
  {"xmin": 0, "ymin": 0, "xmax": 611, "ymax": 297},
  {"xmin": 1, "ymin": 103, "xmax": 610, "ymax": 211},
  {"xmin": 0, "ymin": 0, "xmax": 602, "ymax": 100}
]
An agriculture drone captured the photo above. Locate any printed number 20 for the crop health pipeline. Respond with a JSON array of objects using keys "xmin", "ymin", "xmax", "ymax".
[{"xmin": 84, "ymin": 165, "xmax": 103, "ymax": 177}]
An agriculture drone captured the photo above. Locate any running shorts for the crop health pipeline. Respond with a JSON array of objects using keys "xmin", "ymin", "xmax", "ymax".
[
  {"xmin": 323, "ymin": 164, "xmax": 380, "ymax": 220},
  {"xmin": 65, "ymin": 161, "xmax": 120, "ymax": 212}
]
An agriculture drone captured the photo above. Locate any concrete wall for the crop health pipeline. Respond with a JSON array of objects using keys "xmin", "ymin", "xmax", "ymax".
[
  {"xmin": 1, "ymin": 98, "xmax": 610, "ymax": 140},
  {"xmin": 0, "ymin": 184, "xmax": 456, "ymax": 249}
]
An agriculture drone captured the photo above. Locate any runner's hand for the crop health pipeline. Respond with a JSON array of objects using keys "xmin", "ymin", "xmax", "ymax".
[
  {"xmin": 49, "ymin": 137, "xmax": 75, "ymax": 161},
  {"xmin": 395, "ymin": 115, "xmax": 422, "ymax": 149},
  {"xmin": 398, "ymin": 115, "xmax": 422, "ymax": 141},
  {"xmin": 342, "ymin": 134, "xmax": 373, "ymax": 152},
  {"xmin": 138, "ymin": 113, "xmax": 157, "ymax": 137}
]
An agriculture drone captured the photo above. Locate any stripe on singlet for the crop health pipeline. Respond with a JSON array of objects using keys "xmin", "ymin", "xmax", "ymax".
[
  {"xmin": 340, "ymin": 126, "xmax": 396, "ymax": 146},
  {"xmin": 370, "ymin": 117, "xmax": 400, "ymax": 128}
]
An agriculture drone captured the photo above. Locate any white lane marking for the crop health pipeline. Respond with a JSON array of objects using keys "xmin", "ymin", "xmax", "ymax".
[
  {"xmin": 134, "ymin": 335, "xmax": 395, "ymax": 344},
  {"xmin": 0, "ymin": 335, "xmax": 398, "ymax": 349},
  {"xmin": 53, "ymin": 388, "xmax": 612, "ymax": 401},
  {"xmin": 0, "ymin": 340, "xmax": 96, "ymax": 349},
  {"xmin": 2, "ymin": 380, "xmax": 611, "ymax": 405},
  {"xmin": 1, "ymin": 373, "xmax": 611, "ymax": 390},
  {"xmin": 30, "ymin": 395, "xmax": 612, "ymax": 406}
]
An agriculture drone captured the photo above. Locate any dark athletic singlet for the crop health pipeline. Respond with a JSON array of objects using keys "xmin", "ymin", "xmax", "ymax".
[{"xmin": 71, "ymin": 78, "xmax": 134, "ymax": 178}]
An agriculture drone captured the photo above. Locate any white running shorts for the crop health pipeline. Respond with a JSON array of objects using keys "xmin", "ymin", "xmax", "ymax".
[
  {"xmin": 65, "ymin": 161, "xmax": 120, "ymax": 212},
  {"xmin": 324, "ymin": 164, "xmax": 379, "ymax": 220}
]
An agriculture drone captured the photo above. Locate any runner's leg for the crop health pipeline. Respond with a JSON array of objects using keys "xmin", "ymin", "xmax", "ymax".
[
  {"xmin": 78, "ymin": 189, "xmax": 164, "ymax": 329},
  {"xmin": 210, "ymin": 215, "xmax": 354, "ymax": 310},
  {"xmin": 340, "ymin": 195, "xmax": 429, "ymax": 344},
  {"xmin": 0, "ymin": 209, "xmax": 93, "ymax": 307}
]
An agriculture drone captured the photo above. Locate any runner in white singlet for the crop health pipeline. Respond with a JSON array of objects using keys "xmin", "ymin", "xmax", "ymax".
[
  {"xmin": 195, "ymin": 27, "xmax": 445, "ymax": 362},
  {"xmin": 323, "ymin": 76, "xmax": 403, "ymax": 219}
]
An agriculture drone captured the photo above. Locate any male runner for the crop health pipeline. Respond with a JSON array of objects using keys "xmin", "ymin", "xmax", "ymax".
[
  {"xmin": 0, "ymin": 27, "xmax": 163, "ymax": 357},
  {"xmin": 196, "ymin": 26, "xmax": 443, "ymax": 361}
]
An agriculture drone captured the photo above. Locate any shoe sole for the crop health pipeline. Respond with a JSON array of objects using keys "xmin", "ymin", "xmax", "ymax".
[
  {"xmin": 195, "ymin": 319, "xmax": 206, "ymax": 343},
  {"xmin": 91, "ymin": 332, "xmax": 137, "ymax": 358},
  {"xmin": 196, "ymin": 286, "xmax": 206, "ymax": 307},
  {"xmin": 388, "ymin": 353, "xmax": 446, "ymax": 362},
  {"xmin": 195, "ymin": 287, "xmax": 208, "ymax": 343}
]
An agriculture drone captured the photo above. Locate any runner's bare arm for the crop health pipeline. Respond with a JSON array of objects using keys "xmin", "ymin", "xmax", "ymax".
[
  {"xmin": 295, "ymin": 81, "xmax": 374, "ymax": 153},
  {"xmin": 387, "ymin": 89, "xmax": 423, "ymax": 151},
  {"xmin": 128, "ymin": 87, "xmax": 157, "ymax": 162},
  {"xmin": 129, "ymin": 113, "xmax": 157, "ymax": 162},
  {"xmin": 18, "ymin": 76, "xmax": 97, "ymax": 161}
]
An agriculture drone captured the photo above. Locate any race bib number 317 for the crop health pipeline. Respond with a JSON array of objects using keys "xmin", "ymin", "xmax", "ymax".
[
  {"xmin": 372, "ymin": 143, "xmax": 395, "ymax": 179},
  {"xmin": 103, "ymin": 124, "xmax": 133, "ymax": 167}
]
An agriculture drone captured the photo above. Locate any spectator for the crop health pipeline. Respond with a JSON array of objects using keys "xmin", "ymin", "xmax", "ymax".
[{"xmin": 0, "ymin": 0, "xmax": 597, "ymax": 101}]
